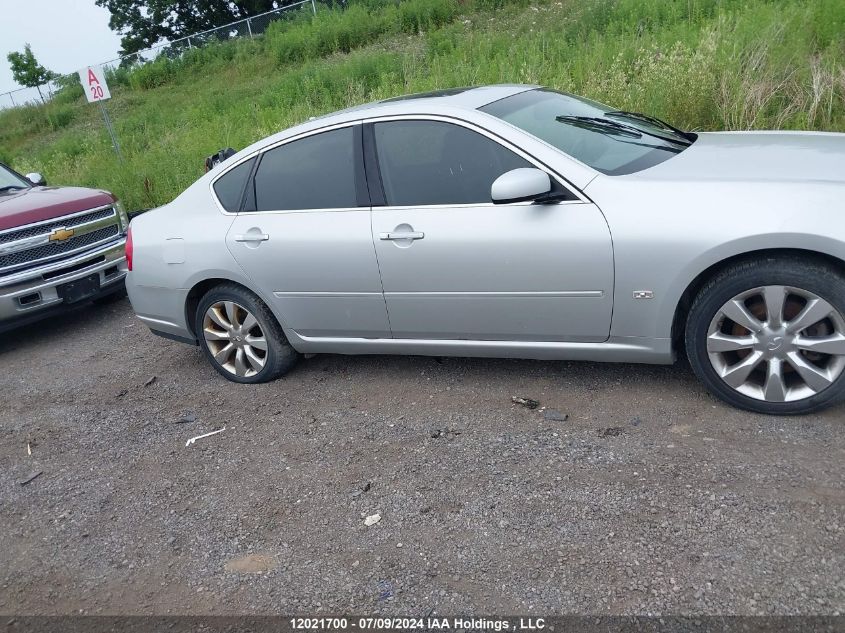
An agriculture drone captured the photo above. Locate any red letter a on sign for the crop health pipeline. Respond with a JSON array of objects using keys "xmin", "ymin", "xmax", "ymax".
[{"xmin": 88, "ymin": 69, "xmax": 99, "ymax": 86}]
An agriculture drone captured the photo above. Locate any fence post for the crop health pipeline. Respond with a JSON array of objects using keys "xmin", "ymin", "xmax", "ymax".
[
  {"xmin": 247, "ymin": 17, "xmax": 253, "ymax": 38},
  {"xmin": 187, "ymin": 37, "xmax": 192, "ymax": 49},
  {"xmin": 8, "ymin": 92, "xmax": 15, "ymax": 107},
  {"xmin": 311, "ymin": 0, "xmax": 317, "ymax": 14}
]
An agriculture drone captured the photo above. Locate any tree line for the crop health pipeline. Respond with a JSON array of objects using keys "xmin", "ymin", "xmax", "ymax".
[{"xmin": 6, "ymin": 1, "xmax": 304, "ymax": 96}]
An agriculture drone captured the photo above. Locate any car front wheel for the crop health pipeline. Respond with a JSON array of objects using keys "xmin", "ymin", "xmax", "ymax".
[
  {"xmin": 685, "ymin": 257, "xmax": 845, "ymax": 415},
  {"xmin": 195, "ymin": 283, "xmax": 299, "ymax": 383}
]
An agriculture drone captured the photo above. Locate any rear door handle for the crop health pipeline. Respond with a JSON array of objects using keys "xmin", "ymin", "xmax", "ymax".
[
  {"xmin": 234, "ymin": 233, "xmax": 269, "ymax": 242},
  {"xmin": 379, "ymin": 231, "xmax": 424, "ymax": 241}
]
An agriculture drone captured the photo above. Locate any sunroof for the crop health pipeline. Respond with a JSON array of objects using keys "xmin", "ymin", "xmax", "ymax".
[{"xmin": 380, "ymin": 87, "xmax": 475, "ymax": 103}]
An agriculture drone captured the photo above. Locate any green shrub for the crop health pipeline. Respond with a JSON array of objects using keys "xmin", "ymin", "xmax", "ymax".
[
  {"xmin": 129, "ymin": 57, "xmax": 175, "ymax": 90},
  {"xmin": 396, "ymin": 0, "xmax": 458, "ymax": 33}
]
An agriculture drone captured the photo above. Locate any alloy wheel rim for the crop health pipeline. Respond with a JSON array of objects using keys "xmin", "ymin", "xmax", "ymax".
[
  {"xmin": 706, "ymin": 285, "xmax": 845, "ymax": 403},
  {"xmin": 202, "ymin": 301, "xmax": 268, "ymax": 377}
]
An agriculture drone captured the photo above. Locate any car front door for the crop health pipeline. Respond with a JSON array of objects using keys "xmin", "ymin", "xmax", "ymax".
[
  {"xmin": 223, "ymin": 123, "xmax": 391, "ymax": 339},
  {"xmin": 367, "ymin": 118, "xmax": 614, "ymax": 342}
]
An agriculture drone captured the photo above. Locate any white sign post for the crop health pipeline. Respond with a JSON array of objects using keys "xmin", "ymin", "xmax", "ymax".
[
  {"xmin": 78, "ymin": 65, "xmax": 121, "ymax": 159},
  {"xmin": 79, "ymin": 66, "xmax": 111, "ymax": 102}
]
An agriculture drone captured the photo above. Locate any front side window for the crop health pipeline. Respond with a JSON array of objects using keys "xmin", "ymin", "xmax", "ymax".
[
  {"xmin": 373, "ymin": 120, "xmax": 531, "ymax": 206},
  {"xmin": 253, "ymin": 126, "xmax": 357, "ymax": 211},
  {"xmin": 213, "ymin": 157, "xmax": 255, "ymax": 212},
  {"xmin": 480, "ymin": 89, "xmax": 694, "ymax": 176}
]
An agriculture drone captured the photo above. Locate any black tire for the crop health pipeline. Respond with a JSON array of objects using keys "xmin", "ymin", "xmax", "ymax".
[
  {"xmin": 685, "ymin": 256, "xmax": 845, "ymax": 415},
  {"xmin": 195, "ymin": 283, "xmax": 299, "ymax": 384}
]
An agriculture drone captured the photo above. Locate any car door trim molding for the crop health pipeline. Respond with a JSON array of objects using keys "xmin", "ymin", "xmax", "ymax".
[
  {"xmin": 384, "ymin": 290, "xmax": 604, "ymax": 298},
  {"xmin": 361, "ymin": 113, "xmax": 592, "ymax": 207},
  {"xmin": 284, "ymin": 331, "xmax": 674, "ymax": 364},
  {"xmin": 273, "ymin": 291, "xmax": 381, "ymax": 298}
]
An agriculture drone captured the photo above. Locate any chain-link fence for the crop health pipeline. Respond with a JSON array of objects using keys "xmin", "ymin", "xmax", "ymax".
[{"xmin": 0, "ymin": 1, "xmax": 316, "ymax": 111}]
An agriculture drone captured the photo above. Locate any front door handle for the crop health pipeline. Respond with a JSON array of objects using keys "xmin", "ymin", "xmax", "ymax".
[
  {"xmin": 379, "ymin": 231, "xmax": 424, "ymax": 241},
  {"xmin": 234, "ymin": 233, "xmax": 269, "ymax": 242}
]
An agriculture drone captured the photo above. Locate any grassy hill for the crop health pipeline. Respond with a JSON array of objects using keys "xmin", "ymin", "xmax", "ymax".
[{"xmin": 1, "ymin": 0, "xmax": 844, "ymax": 211}]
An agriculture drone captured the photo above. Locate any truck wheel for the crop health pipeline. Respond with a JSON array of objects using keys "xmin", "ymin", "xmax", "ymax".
[
  {"xmin": 685, "ymin": 257, "xmax": 845, "ymax": 415},
  {"xmin": 195, "ymin": 283, "xmax": 299, "ymax": 383}
]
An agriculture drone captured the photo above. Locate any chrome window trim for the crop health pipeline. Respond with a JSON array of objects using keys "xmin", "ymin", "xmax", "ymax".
[
  {"xmin": 235, "ymin": 206, "xmax": 365, "ymax": 217},
  {"xmin": 366, "ymin": 200, "xmax": 585, "ymax": 211},
  {"xmin": 361, "ymin": 113, "xmax": 591, "ymax": 206},
  {"xmin": 209, "ymin": 121, "xmax": 364, "ymax": 216},
  {"xmin": 209, "ymin": 113, "xmax": 592, "ymax": 216}
]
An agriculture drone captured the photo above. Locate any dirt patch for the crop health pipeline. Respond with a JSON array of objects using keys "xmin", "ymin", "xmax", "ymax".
[{"xmin": 224, "ymin": 554, "xmax": 278, "ymax": 574}]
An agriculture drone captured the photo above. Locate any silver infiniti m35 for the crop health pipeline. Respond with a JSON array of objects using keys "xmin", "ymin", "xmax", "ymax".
[{"xmin": 126, "ymin": 85, "xmax": 845, "ymax": 415}]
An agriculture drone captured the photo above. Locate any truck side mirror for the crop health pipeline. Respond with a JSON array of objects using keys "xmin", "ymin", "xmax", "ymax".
[{"xmin": 26, "ymin": 172, "xmax": 46, "ymax": 187}]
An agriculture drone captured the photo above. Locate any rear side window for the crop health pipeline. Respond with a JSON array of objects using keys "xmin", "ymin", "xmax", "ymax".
[
  {"xmin": 213, "ymin": 157, "xmax": 254, "ymax": 212},
  {"xmin": 253, "ymin": 127, "xmax": 357, "ymax": 211},
  {"xmin": 373, "ymin": 120, "xmax": 531, "ymax": 206}
]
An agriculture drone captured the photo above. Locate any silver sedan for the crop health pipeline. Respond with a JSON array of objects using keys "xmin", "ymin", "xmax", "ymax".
[{"xmin": 126, "ymin": 85, "xmax": 845, "ymax": 415}]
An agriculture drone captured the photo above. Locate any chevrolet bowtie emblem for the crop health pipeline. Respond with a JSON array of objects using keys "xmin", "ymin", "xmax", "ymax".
[{"xmin": 49, "ymin": 227, "xmax": 74, "ymax": 242}]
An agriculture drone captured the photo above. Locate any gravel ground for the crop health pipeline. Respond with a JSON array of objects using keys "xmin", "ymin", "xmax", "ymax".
[{"xmin": 0, "ymin": 299, "xmax": 843, "ymax": 616}]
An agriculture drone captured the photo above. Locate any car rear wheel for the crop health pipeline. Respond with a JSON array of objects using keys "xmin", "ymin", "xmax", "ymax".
[
  {"xmin": 195, "ymin": 283, "xmax": 299, "ymax": 383},
  {"xmin": 685, "ymin": 257, "xmax": 845, "ymax": 415}
]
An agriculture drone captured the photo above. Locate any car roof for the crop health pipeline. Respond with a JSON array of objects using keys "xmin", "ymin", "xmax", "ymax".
[
  {"xmin": 230, "ymin": 84, "xmax": 538, "ymax": 162},
  {"xmin": 324, "ymin": 83, "xmax": 537, "ymax": 120}
]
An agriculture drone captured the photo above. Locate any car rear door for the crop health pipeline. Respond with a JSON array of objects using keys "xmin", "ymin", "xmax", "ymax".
[
  {"xmin": 366, "ymin": 117, "xmax": 614, "ymax": 342},
  {"xmin": 222, "ymin": 123, "xmax": 391, "ymax": 339}
]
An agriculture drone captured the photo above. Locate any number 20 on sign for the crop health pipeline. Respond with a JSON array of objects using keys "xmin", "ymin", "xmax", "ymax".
[{"xmin": 78, "ymin": 65, "xmax": 111, "ymax": 102}]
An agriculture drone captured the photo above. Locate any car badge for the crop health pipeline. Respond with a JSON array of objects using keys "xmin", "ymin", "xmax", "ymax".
[{"xmin": 49, "ymin": 227, "xmax": 75, "ymax": 242}]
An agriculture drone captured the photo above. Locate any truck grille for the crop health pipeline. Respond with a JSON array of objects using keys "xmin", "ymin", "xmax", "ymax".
[
  {"xmin": 0, "ymin": 225, "xmax": 120, "ymax": 270},
  {"xmin": 0, "ymin": 207, "xmax": 115, "ymax": 245},
  {"xmin": 0, "ymin": 206, "xmax": 122, "ymax": 274}
]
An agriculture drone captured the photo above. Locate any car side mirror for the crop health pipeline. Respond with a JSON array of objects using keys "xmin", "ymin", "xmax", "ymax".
[
  {"xmin": 25, "ymin": 172, "xmax": 46, "ymax": 187},
  {"xmin": 491, "ymin": 168, "xmax": 552, "ymax": 204}
]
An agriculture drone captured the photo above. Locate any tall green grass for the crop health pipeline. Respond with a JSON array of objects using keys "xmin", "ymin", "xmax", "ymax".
[{"xmin": 1, "ymin": 0, "xmax": 843, "ymax": 210}]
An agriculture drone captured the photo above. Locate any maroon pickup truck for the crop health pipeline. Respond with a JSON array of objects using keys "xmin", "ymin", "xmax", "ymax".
[{"xmin": 0, "ymin": 162, "xmax": 129, "ymax": 333}]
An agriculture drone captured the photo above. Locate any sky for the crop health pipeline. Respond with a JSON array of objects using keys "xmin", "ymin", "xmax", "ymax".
[{"xmin": 0, "ymin": 0, "xmax": 122, "ymax": 94}]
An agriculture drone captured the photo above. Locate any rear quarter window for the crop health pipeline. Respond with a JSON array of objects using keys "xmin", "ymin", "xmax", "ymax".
[
  {"xmin": 213, "ymin": 157, "xmax": 255, "ymax": 212},
  {"xmin": 253, "ymin": 127, "xmax": 357, "ymax": 211}
]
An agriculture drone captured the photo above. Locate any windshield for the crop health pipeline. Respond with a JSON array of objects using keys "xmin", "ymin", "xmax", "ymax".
[
  {"xmin": 0, "ymin": 164, "xmax": 31, "ymax": 194},
  {"xmin": 479, "ymin": 89, "xmax": 693, "ymax": 176}
]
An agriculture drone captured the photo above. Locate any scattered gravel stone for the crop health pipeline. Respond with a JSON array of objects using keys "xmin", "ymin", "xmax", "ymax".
[
  {"xmin": 431, "ymin": 427, "xmax": 462, "ymax": 439},
  {"xmin": 542, "ymin": 409, "xmax": 569, "ymax": 422},
  {"xmin": 364, "ymin": 514, "xmax": 381, "ymax": 527},
  {"xmin": 351, "ymin": 482, "xmax": 371, "ymax": 497},
  {"xmin": 512, "ymin": 396, "xmax": 540, "ymax": 409},
  {"xmin": 18, "ymin": 471, "xmax": 43, "ymax": 486}
]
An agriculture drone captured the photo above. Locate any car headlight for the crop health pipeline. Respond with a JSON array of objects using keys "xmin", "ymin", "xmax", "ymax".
[{"xmin": 115, "ymin": 200, "xmax": 129, "ymax": 233}]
